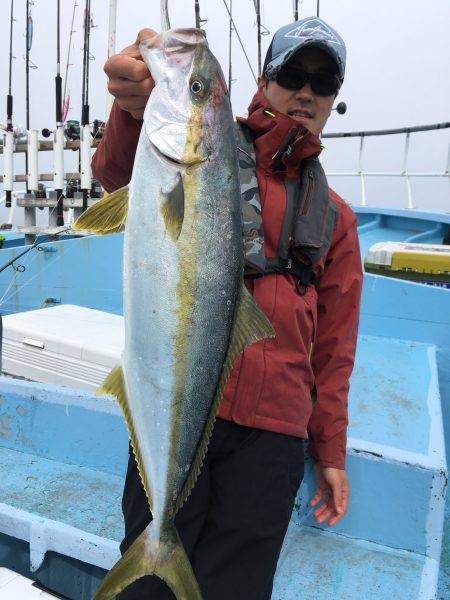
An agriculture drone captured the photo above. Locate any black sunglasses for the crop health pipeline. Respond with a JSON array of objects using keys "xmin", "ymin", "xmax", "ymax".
[{"xmin": 274, "ymin": 66, "xmax": 341, "ymax": 97}]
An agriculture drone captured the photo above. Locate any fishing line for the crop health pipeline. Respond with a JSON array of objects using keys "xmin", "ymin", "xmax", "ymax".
[{"xmin": 220, "ymin": 0, "xmax": 257, "ymax": 84}]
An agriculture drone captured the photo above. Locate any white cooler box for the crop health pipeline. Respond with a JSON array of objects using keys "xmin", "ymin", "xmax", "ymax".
[{"xmin": 1, "ymin": 305, "xmax": 124, "ymax": 391}]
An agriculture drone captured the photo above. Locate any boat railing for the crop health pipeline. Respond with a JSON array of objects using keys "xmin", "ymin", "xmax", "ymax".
[{"xmin": 322, "ymin": 122, "xmax": 450, "ymax": 209}]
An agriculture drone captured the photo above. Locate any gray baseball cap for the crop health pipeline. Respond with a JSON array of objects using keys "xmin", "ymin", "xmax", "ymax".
[{"xmin": 263, "ymin": 17, "xmax": 346, "ymax": 82}]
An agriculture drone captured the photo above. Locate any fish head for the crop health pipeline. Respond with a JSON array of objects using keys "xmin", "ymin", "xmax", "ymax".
[{"xmin": 140, "ymin": 29, "xmax": 231, "ymax": 167}]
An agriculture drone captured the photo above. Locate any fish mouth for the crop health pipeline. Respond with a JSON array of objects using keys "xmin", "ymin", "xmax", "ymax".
[{"xmin": 150, "ymin": 141, "xmax": 204, "ymax": 169}]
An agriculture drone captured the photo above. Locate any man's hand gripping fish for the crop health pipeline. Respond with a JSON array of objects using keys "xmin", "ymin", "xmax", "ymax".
[{"xmin": 73, "ymin": 9, "xmax": 275, "ymax": 600}]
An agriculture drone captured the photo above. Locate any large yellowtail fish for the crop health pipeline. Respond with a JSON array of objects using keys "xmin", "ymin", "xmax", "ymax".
[{"xmin": 73, "ymin": 7, "xmax": 275, "ymax": 600}]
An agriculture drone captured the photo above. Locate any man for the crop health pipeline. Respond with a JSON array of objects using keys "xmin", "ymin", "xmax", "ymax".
[{"xmin": 93, "ymin": 17, "xmax": 363, "ymax": 600}]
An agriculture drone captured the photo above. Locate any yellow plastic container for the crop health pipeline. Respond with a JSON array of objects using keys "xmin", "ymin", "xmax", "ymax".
[{"xmin": 364, "ymin": 242, "xmax": 450, "ymax": 288}]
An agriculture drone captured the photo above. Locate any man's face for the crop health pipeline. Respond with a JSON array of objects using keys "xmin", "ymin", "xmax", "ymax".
[{"xmin": 259, "ymin": 46, "xmax": 339, "ymax": 136}]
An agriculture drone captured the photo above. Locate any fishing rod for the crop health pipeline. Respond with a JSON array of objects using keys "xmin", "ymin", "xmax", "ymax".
[
  {"xmin": 293, "ymin": 0, "xmax": 299, "ymax": 21},
  {"xmin": 254, "ymin": 0, "xmax": 262, "ymax": 76},
  {"xmin": 80, "ymin": 0, "xmax": 92, "ymax": 212},
  {"xmin": 228, "ymin": 0, "xmax": 233, "ymax": 92},
  {"xmin": 4, "ymin": 0, "xmax": 15, "ymax": 209},
  {"xmin": 54, "ymin": 0, "xmax": 64, "ymax": 226},
  {"xmin": 62, "ymin": 0, "xmax": 78, "ymax": 123},
  {"xmin": 25, "ymin": 0, "xmax": 31, "ymax": 192},
  {"xmin": 106, "ymin": 0, "xmax": 117, "ymax": 118},
  {"xmin": 221, "ymin": 0, "xmax": 257, "ymax": 84},
  {"xmin": 317, "ymin": 0, "xmax": 320, "ymax": 17},
  {"xmin": 194, "ymin": 0, "xmax": 201, "ymax": 28}
]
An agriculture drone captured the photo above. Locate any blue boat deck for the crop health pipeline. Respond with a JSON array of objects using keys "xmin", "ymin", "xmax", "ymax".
[{"xmin": 0, "ymin": 205, "xmax": 448, "ymax": 599}]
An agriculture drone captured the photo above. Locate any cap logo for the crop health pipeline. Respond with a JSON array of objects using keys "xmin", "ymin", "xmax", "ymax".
[{"xmin": 284, "ymin": 18, "xmax": 342, "ymax": 45}]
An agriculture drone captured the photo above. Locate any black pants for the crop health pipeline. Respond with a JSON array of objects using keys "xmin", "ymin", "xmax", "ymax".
[{"xmin": 117, "ymin": 418, "xmax": 305, "ymax": 600}]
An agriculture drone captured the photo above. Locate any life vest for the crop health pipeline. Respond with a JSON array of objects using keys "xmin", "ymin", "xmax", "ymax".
[{"xmin": 236, "ymin": 121, "xmax": 338, "ymax": 295}]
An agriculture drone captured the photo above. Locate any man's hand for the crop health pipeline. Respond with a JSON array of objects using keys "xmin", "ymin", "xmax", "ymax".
[
  {"xmin": 310, "ymin": 462, "xmax": 350, "ymax": 526},
  {"xmin": 104, "ymin": 29, "xmax": 157, "ymax": 120}
]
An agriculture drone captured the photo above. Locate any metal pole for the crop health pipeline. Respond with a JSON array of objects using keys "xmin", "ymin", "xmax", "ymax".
[
  {"xmin": 358, "ymin": 135, "xmax": 367, "ymax": 206},
  {"xmin": 446, "ymin": 134, "xmax": 450, "ymax": 211},
  {"xmin": 402, "ymin": 131, "xmax": 415, "ymax": 209},
  {"xmin": 106, "ymin": 0, "xmax": 117, "ymax": 119},
  {"xmin": 317, "ymin": 0, "xmax": 320, "ymax": 17}
]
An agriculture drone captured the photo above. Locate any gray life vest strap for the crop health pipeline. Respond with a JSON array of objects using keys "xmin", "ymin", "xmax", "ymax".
[{"xmin": 234, "ymin": 121, "xmax": 338, "ymax": 291}]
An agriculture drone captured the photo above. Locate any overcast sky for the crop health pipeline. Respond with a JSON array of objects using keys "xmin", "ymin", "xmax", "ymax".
[{"xmin": 1, "ymin": 0, "xmax": 449, "ymax": 212}]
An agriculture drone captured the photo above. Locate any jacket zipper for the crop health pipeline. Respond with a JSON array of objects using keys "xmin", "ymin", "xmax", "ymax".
[{"xmin": 299, "ymin": 171, "xmax": 314, "ymax": 216}]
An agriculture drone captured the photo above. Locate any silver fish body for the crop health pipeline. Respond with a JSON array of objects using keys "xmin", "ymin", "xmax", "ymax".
[
  {"xmin": 75, "ymin": 27, "xmax": 274, "ymax": 600},
  {"xmin": 124, "ymin": 30, "xmax": 243, "ymax": 532}
]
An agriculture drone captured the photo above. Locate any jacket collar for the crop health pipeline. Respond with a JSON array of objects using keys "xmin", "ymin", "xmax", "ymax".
[{"xmin": 237, "ymin": 91, "xmax": 323, "ymax": 177}]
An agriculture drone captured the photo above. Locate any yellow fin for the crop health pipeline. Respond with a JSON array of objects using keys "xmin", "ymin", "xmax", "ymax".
[
  {"xmin": 92, "ymin": 521, "xmax": 202, "ymax": 600},
  {"xmin": 174, "ymin": 283, "xmax": 275, "ymax": 513},
  {"xmin": 160, "ymin": 173, "xmax": 184, "ymax": 242},
  {"xmin": 98, "ymin": 366, "xmax": 152, "ymax": 510},
  {"xmin": 72, "ymin": 186, "xmax": 129, "ymax": 233}
]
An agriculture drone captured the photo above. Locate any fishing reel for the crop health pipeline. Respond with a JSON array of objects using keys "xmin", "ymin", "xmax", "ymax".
[
  {"xmin": 90, "ymin": 179, "xmax": 103, "ymax": 199},
  {"xmin": 92, "ymin": 119, "xmax": 105, "ymax": 139},
  {"xmin": 65, "ymin": 120, "xmax": 81, "ymax": 141},
  {"xmin": 332, "ymin": 102, "xmax": 347, "ymax": 115}
]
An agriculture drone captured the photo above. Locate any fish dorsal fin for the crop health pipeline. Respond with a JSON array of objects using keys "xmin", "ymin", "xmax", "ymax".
[
  {"xmin": 98, "ymin": 365, "xmax": 153, "ymax": 511},
  {"xmin": 160, "ymin": 173, "xmax": 184, "ymax": 242},
  {"xmin": 174, "ymin": 283, "xmax": 275, "ymax": 513},
  {"xmin": 72, "ymin": 186, "xmax": 129, "ymax": 233}
]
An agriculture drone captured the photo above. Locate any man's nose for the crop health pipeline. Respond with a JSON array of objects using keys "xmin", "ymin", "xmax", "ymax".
[{"xmin": 294, "ymin": 82, "xmax": 314, "ymax": 102}]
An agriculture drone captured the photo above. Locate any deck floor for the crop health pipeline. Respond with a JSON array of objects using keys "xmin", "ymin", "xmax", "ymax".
[
  {"xmin": 0, "ymin": 447, "xmax": 124, "ymax": 543},
  {"xmin": 273, "ymin": 524, "xmax": 427, "ymax": 600}
]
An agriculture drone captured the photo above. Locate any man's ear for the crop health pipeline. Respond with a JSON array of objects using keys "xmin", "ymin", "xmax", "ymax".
[{"xmin": 257, "ymin": 76, "xmax": 267, "ymax": 94}]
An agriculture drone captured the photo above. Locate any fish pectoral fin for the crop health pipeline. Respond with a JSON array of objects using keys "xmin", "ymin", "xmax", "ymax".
[
  {"xmin": 72, "ymin": 185, "xmax": 129, "ymax": 233},
  {"xmin": 175, "ymin": 284, "xmax": 275, "ymax": 514},
  {"xmin": 97, "ymin": 366, "xmax": 153, "ymax": 511},
  {"xmin": 230, "ymin": 283, "xmax": 276, "ymax": 354},
  {"xmin": 160, "ymin": 172, "xmax": 184, "ymax": 241},
  {"xmin": 93, "ymin": 522, "xmax": 202, "ymax": 600}
]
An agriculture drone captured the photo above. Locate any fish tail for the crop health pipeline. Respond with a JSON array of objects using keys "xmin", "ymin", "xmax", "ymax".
[{"xmin": 93, "ymin": 520, "xmax": 202, "ymax": 600}]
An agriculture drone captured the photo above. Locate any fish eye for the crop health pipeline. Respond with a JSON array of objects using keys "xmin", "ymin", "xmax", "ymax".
[{"xmin": 190, "ymin": 80, "xmax": 204, "ymax": 95}]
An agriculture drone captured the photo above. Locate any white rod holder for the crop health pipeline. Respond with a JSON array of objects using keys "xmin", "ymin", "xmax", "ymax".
[
  {"xmin": 27, "ymin": 130, "xmax": 39, "ymax": 191},
  {"xmin": 3, "ymin": 131, "xmax": 14, "ymax": 191},
  {"xmin": 80, "ymin": 124, "xmax": 92, "ymax": 190},
  {"xmin": 54, "ymin": 125, "xmax": 65, "ymax": 190}
]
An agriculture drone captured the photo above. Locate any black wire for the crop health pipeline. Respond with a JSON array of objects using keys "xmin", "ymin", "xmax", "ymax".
[{"xmin": 221, "ymin": 0, "xmax": 257, "ymax": 83}]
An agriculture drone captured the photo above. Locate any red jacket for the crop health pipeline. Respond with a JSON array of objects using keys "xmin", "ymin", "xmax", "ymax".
[{"xmin": 92, "ymin": 93, "xmax": 363, "ymax": 470}]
